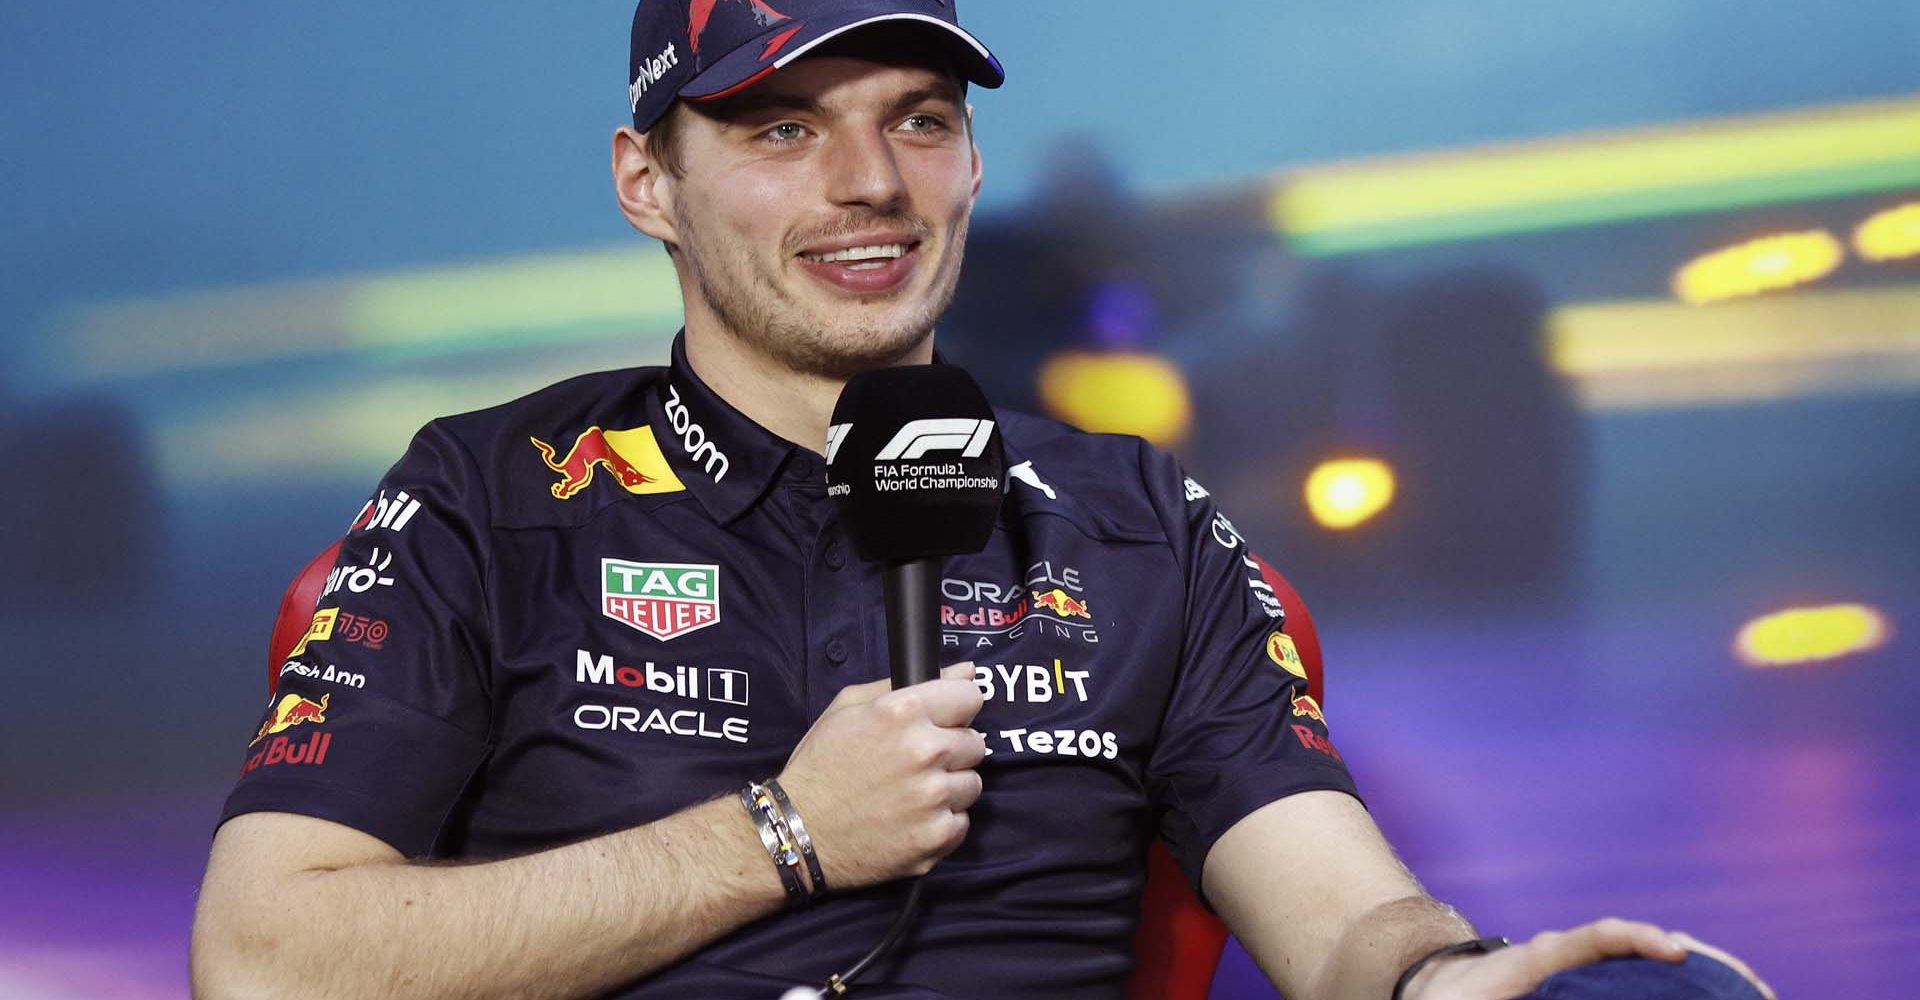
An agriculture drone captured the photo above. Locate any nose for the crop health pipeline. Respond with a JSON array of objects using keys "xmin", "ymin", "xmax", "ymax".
[{"xmin": 821, "ymin": 125, "xmax": 908, "ymax": 212}]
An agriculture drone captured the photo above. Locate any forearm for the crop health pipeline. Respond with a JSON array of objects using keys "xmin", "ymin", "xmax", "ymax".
[
  {"xmin": 193, "ymin": 794, "xmax": 785, "ymax": 1000},
  {"xmin": 1306, "ymin": 894, "xmax": 1477, "ymax": 1000}
]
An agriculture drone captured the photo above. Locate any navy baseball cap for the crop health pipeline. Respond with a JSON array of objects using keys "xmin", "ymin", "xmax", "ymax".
[{"xmin": 628, "ymin": 0, "xmax": 1005, "ymax": 133}]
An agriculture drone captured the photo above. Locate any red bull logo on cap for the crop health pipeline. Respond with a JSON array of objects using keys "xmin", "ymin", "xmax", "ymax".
[
  {"xmin": 1031, "ymin": 589, "xmax": 1091, "ymax": 620},
  {"xmin": 251, "ymin": 693, "xmax": 331, "ymax": 747},
  {"xmin": 531, "ymin": 426, "xmax": 687, "ymax": 501}
]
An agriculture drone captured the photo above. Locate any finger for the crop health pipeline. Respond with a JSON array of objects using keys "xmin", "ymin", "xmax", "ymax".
[
  {"xmin": 838, "ymin": 661, "xmax": 974, "ymax": 710},
  {"xmin": 903, "ymin": 676, "xmax": 987, "ymax": 728},
  {"xmin": 1669, "ymin": 933, "xmax": 1776, "ymax": 1000},
  {"xmin": 1511, "ymin": 919, "xmax": 1685, "ymax": 979},
  {"xmin": 944, "ymin": 768, "xmax": 984, "ymax": 811},
  {"xmin": 940, "ymin": 728, "xmax": 989, "ymax": 770}
]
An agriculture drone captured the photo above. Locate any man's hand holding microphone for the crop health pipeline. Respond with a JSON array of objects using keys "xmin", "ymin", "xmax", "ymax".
[{"xmin": 777, "ymin": 662, "xmax": 986, "ymax": 889}]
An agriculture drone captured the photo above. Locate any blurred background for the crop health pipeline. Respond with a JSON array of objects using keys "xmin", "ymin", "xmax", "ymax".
[{"xmin": 3, "ymin": 1, "xmax": 1916, "ymax": 997}]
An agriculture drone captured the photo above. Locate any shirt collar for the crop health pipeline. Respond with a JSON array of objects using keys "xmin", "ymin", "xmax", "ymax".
[{"xmin": 651, "ymin": 331, "xmax": 802, "ymax": 525}]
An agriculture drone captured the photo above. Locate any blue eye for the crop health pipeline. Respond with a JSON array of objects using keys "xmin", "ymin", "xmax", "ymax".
[{"xmin": 763, "ymin": 122, "xmax": 807, "ymax": 143}]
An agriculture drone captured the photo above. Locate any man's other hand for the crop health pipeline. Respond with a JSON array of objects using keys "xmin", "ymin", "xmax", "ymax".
[
  {"xmin": 774, "ymin": 662, "xmax": 987, "ymax": 892},
  {"xmin": 1403, "ymin": 919, "xmax": 1777, "ymax": 1000}
]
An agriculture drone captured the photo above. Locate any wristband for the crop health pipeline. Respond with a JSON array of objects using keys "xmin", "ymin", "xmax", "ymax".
[
  {"xmin": 740, "ymin": 782, "xmax": 809, "ymax": 906},
  {"xmin": 1391, "ymin": 936, "xmax": 1510, "ymax": 1000},
  {"xmin": 764, "ymin": 777, "xmax": 826, "ymax": 896}
]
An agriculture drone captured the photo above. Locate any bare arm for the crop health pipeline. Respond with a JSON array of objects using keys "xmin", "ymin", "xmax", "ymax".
[
  {"xmin": 1202, "ymin": 790, "xmax": 1472, "ymax": 1000},
  {"xmin": 192, "ymin": 797, "xmax": 782, "ymax": 1000},
  {"xmin": 1203, "ymin": 791, "xmax": 1773, "ymax": 1000},
  {"xmin": 193, "ymin": 665, "xmax": 987, "ymax": 1000}
]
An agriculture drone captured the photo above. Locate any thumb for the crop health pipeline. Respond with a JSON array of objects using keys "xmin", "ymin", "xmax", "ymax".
[{"xmin": 941, "ymin": 661, "xmax": 977, "ymax": 682}]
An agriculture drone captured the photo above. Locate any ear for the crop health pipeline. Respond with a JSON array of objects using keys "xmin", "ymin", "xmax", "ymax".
[
  {"xmin": 966, "ymin": 104, "xmax": 983, "ymax": 204},
  {"xmin": 612, "ymin": 125, "xmax": 681, "ymax": 246}
]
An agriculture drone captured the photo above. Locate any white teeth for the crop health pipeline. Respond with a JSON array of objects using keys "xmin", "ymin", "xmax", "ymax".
[{"xmin": 803, "ymin": 243, "xmax": 909, "ymax": 264}]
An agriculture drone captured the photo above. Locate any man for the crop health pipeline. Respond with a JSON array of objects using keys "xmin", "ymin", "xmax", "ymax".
[{"xmin": 192, "ymin": 3, "xmax": 1773, "ymax": 998}]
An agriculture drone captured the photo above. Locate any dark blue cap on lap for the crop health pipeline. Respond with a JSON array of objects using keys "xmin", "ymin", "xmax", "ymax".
[{"xmin": 1527, "ymin": 953, "xmax": 1769, "ymax": 1000}]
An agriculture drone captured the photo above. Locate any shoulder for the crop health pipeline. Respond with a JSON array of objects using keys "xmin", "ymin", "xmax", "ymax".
[
  {"xmin": 993, "ymin": 407, "xmax": 1183, "ymax": 543},
  {"xmin": 393, "ymin": 365, "xmax": 670, "ymax": 528}
]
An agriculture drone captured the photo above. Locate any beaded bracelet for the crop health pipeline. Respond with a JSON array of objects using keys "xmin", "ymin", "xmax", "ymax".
[{"xmin": 740, "ymin": 782, "xmax": 809, "ymax": 906}]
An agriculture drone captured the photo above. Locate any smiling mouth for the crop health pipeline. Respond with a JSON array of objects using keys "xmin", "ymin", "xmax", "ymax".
[{"xmin": 798, "ymin": 242, "xmax": 918, "ymax": 271}]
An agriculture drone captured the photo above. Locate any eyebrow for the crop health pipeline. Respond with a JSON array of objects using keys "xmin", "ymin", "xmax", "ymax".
[{"xmin": 715, "ymin": 91, "xmax": 824, "ymax": 118}]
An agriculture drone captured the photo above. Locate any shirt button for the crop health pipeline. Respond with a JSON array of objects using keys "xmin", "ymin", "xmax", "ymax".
[
  {"xmin": 823, "ymin": 541, "xmax": 845, "ymax": 570},
  {"xmin": 825, "ymin": 639, "xmax": 848, "ymax": 664},
  {"xmin": 789, "ymin": 457, "xmax": 816, "ymax": 480}
]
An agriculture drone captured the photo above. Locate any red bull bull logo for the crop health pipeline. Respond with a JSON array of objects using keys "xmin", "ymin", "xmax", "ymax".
[
  {"xmin": 1289, "ymin": 693, "xmax": 1325, "ymax": 724},
  {"xmin": 531, "ymin": 426, "xmax": 687, "ymax": 501},
  {"xmin": 251, "ymin": 693, "xmax": 331, "ymax": 747},
  {"xmin": 1031, "ymin": 589, "xmax": 1091, "ymax": 620}
]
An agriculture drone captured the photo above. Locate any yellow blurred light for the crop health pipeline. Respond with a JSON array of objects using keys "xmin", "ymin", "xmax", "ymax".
[
  {"xmin": 1304, "ymin": 458, "xmax": 1396, "ymax": 530},
  {"xmin": 1672, "ymin": 230, "xmax": 1844, "ymax": 304},
  {"xmin": 1546, "ymin": 286, "xmax": 1920, "ymax": 410},
  {"xmin": 1735, "ymin": 604, "xmax": 1891, "ymax": 668},
  {"xmin": 1036, "ymin": 350, "xmax": 1192, "ymax": 447},
  {"xmin": 55, "ymin": 244, "xmax": 685, "ymax": 382},
  {"xmin": 1272, "ymin": 96, "xmax": 1920, "ymax": 255},
  {"xmin": 1854, "ymin": 202, "xmax": 1920, "ymax": 262}
]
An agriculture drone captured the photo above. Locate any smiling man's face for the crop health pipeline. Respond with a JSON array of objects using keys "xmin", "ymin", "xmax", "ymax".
[{"xmin": 640, "ymin": 44, "xmax": 982, "ymax": 379}]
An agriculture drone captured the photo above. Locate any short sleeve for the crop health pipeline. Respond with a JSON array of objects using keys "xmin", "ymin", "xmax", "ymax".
[
  {"xmin": 218, "ymin": 421, "xmax": 494, "ymax": 857},
  {"xmin": 1138, "ymin": 443, "xmax": 1360, "ymax": 904}
]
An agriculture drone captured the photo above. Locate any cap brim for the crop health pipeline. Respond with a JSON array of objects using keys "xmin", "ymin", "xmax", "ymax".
[{"xmin": 680, "ymin": 12, "xmax": 1004, "ymax": 104}]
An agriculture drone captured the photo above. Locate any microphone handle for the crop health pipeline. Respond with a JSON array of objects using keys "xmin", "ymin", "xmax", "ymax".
[{"xmin": 882, "ymin": 558, "xmax": 941, "ymax": 688}]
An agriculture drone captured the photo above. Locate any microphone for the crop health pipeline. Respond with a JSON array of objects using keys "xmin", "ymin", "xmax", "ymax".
[
  {"xmin": 826, "ymin": 364, "xmax": 1006, "ymax": 688},
  {"xmin": 781, "ymin": 363, "xmax": 1003, "ymax": 1000}
]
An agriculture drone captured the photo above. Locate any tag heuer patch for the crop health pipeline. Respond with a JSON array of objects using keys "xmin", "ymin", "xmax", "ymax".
[{"xmin": 601, "ymin": 559, "xmax": 720, "ymax": 640}]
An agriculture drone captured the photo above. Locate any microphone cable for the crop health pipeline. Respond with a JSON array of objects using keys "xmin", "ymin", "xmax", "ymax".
[{"xmin": 781, "ymin": 881, "xmax": 923, "ymax": 999}]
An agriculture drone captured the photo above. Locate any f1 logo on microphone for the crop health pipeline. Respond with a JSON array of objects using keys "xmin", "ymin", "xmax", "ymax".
[
  {"xmin": 826, "ymin": 423, "xmax": 852, "ymax": 465},
  {"xmin": 873, "ymin": 419, "xmax": 997, "ymax": 461}
]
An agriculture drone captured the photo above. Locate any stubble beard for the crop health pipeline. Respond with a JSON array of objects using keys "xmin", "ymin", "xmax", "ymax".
[{"xmin": 678, "ymin": 208, "xmax": 970, "ymax": 380}]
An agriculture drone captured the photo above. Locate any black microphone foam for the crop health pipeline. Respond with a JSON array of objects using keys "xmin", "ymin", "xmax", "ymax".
[
  {"xmin": 827, "ymin": 364, "xmax": 1005, "ymax": 690},
  {"xmin": 825, "ymin": 365, "xmax": 1005, "ymax": 562}
]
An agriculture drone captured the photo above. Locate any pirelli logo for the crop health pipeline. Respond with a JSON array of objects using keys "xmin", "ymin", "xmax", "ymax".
[{"xmin": 601, "ymin": 559, "xmax": 720, "ymax": 641}]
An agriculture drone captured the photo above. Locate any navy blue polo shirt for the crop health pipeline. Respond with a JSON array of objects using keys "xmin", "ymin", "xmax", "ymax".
[{"xmin": 221, "ymin": 332, "xmax": 1359, "ymax": 999}]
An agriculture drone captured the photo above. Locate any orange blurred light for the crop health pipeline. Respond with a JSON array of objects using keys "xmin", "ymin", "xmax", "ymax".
[
  {"xmin": 1036, "ymin": 350, "xmax": 1192, "ymax": 447},
  {"xmin": 1735, "ymin": 603, "xmax": 1891, "ymax": 668},
  {"xmin": 1304, "ymin": 458, "xmax": 1396, "ymax": 530},
  {"xmin": 1854, "ymin": 202, "xmax": 1920, "ymax": 262},
  {"xmin": 1672, "ymin": 230, "xmax": 1844, "ymax": 304}
]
